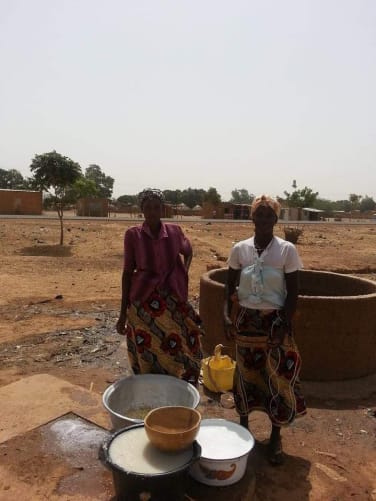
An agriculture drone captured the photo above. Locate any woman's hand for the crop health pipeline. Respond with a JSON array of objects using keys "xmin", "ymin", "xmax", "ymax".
[
  {"xmin": 223, "ymin": 267, "xmax": 240, "ymax": 341},
  {"xmin": 267, "ymin": 329, "xmax": 285, "ymax": 348},
  {"xmin": 268, "ymin": 313, "xmax": 290, "ymax": 348},
  {"xmin": 224, "ymin": 315, "xmax": 236, "ymax": 340},
  {"xmin": 116, "ymin": 313, "xmax": 128, "ymax": 335}
]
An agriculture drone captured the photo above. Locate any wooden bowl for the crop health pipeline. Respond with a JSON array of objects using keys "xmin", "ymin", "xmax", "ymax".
[{"xmin": 144, "ymin": 406, "xmax": 201, "ymax": 452}]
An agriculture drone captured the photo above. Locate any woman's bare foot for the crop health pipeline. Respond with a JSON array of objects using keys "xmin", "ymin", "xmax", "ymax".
[
  {"xmin": 267, "ymin": 436, "xmax": 284, "ymax": 465},
  {"xmin": 268, "ymin": 425, "xmax": 284, "ymax": 465}
]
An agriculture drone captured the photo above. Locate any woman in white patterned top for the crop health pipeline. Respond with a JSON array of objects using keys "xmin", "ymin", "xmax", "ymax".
[{"xmin": 224, "ymin": 194, "xmax": 306, "ymax": 465}]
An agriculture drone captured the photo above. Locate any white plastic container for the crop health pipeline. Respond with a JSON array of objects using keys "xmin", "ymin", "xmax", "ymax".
[{"xmin": 189, "ymin": 418, "xmax": 255, "ymax": 486}]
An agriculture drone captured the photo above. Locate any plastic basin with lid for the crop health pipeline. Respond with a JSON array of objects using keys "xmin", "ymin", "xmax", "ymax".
[{"xmin": 189, "ymin": 418, "xmax": 255, "ymax": 486}]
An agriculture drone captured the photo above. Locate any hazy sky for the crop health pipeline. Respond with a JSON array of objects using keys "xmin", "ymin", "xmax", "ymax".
[{"xmin": 1, "ymin": 0, "xmax": 375, "ymax": 201}]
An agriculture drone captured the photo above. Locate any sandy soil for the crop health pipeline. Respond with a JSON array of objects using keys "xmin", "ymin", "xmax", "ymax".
[{"xmin": 1, "ymin": 216, "xmax": 376, "ymax": 500}]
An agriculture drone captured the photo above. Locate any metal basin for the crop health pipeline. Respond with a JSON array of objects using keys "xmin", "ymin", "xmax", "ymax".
[{"xmin": 102, "ymin": 374, "xmax": 200, "ymax": 430}]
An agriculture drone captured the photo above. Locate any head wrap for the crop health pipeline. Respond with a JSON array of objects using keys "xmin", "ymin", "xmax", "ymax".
[
  {"xmin": 138, "ymin": 188, "xmax": 165, "ymax": 209},
  {"xmin": 251, "ymin": 194, "xmax": 281, "ymax": 217}
]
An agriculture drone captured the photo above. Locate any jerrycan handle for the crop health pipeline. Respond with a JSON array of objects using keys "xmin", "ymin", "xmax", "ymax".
[{"xmin": 206, "ymin": 344, "xmax": 234, "ymax": 393}]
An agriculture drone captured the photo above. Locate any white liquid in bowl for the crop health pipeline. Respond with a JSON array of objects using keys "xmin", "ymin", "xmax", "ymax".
[
  {"xmin": 109, "ymin": 427, "xmax": 193, "ymax": 474},
  {"xmin": 196, "ymin": 419, "xmax": 255, "ymax": 460}
]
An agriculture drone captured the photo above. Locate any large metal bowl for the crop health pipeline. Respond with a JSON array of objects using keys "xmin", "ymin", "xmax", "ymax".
[{"xmin": 102, "ymin": 374, "xmax": 200, "ymax": 430}]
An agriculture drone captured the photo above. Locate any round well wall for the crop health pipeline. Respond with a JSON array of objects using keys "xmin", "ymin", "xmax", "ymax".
[{"xmin": 199, "ymin": 268, "xmax": 376, "ymax": 381}]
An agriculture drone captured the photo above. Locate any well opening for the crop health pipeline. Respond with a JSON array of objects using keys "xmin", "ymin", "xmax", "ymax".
[{"xmin": 199, "ymin": 268, "xmax": 376, "ymax": 381}]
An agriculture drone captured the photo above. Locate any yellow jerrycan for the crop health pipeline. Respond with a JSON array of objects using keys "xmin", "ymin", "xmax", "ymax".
[{"xmin": 202, "ymin": 344, "xmax": 236, "ymax": 393}]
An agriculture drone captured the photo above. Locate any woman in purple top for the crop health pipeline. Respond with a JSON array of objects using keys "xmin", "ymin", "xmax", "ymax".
[{"xmin": 116, "ymin": 188, "xmax": 203, "ymax": 385}]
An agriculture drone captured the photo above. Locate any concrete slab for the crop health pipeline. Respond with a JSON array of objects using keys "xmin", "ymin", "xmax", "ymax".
[
  {"xmin": 0, "ymin": 374, "xmax": 111, "ymax": 444},
  {"xmin": 0, "ymin": 410, "xmax": 256, "ymax": 501},
  {"xmin": 0, "ymin": 413, "xmax": 113, "ymax": 501}
]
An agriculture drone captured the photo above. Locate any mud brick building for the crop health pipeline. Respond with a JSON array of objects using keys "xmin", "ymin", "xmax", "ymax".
[
  {"xmin": 76, "ymin": 197, "xmax": 110, "ymax": 217},
  {"xmin": 0, "ymin": 189, "xmax": 42, "ymax": 215}
]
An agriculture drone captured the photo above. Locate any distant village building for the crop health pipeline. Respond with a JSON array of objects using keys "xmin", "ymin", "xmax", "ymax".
[
  {"xmin": 175, "ymin": 203, "xmax": 203, "ymax": 217},
  {"xmin": 0, "ymin": 189, "xmax": 42, "ymax": 215},
  {"xmin": 176, "ymin": 202, "xmax": 189, "ymax": 211},
  {"xmin": 279, "ymin": 207, "xmax": 324, "ymax": 221},
  {"xmin": 301, "ymin": 208, "xmax": 325, "ymax": 221},
  {"xmin": 163, "ymin": 202, "xmax": 203, "ymax": 217},
  {"xmin": 202, "ymin": 202, "xmax": 251, "ymax": 220},
  {"xmin": 76, "ymin": 197, "xmax": 109, "ymax": 217},
  {"xmin": 191, "ymin": 204, "xmax": 203, "ymax": 215},
  {"xmin": 162, "ymin": 203, "xmax": 174, "ymax": 218}
]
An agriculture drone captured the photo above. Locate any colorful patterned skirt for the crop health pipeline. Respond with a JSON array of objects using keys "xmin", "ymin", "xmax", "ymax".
[
  {"xmin": 126, "ymin": 289, "xmax": 203, "ymax": 385},
  {"xmin": 231, "ymin": 303, "xmax": 306, "ymax": 426}
]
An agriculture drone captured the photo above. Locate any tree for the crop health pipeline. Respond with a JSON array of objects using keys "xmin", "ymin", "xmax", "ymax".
[
  {"xmin": 313, "ymin": 197, "xmax": 336, "ymax": 215},
  {"xmin": 349, "ymin": 193, "xmax": 362, "ymax": 218},
  {"xmin": 85, "ymin": 164, "xmax": 114, "ymax": 198},
  {"xmin": 230, "ymin": 188, "xmax": 254, "ymax": 204},
  {"xmin": 117, "ymin": 194, "xmax": 138, "ymax": 206},
  {"xmin": 181, "ymin": 188, "xmax": 206, "ymax": 208},
  {"xmin": 163, "ymin": 189, "xmax": 182, "ymax": 206},
  {"xmin": 284, "ymin": 186, "xmax": 319, "ymax": 208},
  {"xmin": 0, "ymin": 168, "xmax": 27, "ymax": 189},
  {"xmin": 203, "ymin": 187, "xmax": 221, "ymax": 205},
  {"xmin": 117, "ymin": 188, "xmax": 207, "ymax": 211},
  {"xmin": 162, "ymin": 188, "xmax": 207, "ymax": 208},
  {"xmin": 359, "ymin": 195, "xmax": 375, "ymax": 213},
  {"xmin": 334, "ymin": 199, "xmax": 352, "ymax": 212},
  {"xmin": 66, "ymin": 177, "xmax": 99, "ymax": 203},
  {"xmin": 30, "ymin": 150, "xmax": 82, "ymax": 245}
]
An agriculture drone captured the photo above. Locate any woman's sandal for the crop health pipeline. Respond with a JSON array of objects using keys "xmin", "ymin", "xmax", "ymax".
[{"xmin": 267, "ymin": 439, "xmax": 284, "ymax": 466}]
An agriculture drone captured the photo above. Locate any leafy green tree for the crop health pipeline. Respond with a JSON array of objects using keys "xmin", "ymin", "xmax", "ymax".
[
  {"xmin": 163, "ymin": 189, "xmax": 183, "ymax": 206},
  {"xmin": 85, "ymin": 164, "xmax": 114, "ymax": 198},
  {"xmin": 349, "ymin": 193, "xmax": 361, "ymax": 207},
  {"xmin": 30, "ymin": 150, "xmax": 82, "ymax": 245},
  {"xmin": 42, "ymin": 194, "xmax": 55, "ymax": 210},
  {"xmin": 117, "ymin": 194, "xmax": 138, "ymax": 206},
  {"xmin": 162, "ymin": 188, "xmax": 206, "ymax": 208},
  {"xmin": 117, "ymin": 188, "xmax": 206, "ymax": 210},
  {"xmin": 230, "ymin": 188, "xmax": 254, "ymax": 204},
  {"xmin": 349, "ymin": 193, "xmax": 362, "ymax": 218},
  {"xmin": 203, "ymin": 187, "xmax": 222, "ymax": 205},
  {"xmin": 284, "ymin": 186, "xmax": 319, "ymax": 208},
  {"xmin": 0, "ymin": 168, "xmax": 27, "ymax": 189},
  {"xmin": 333, "ymin": 199, "xmax": 351, "ymax": 212},
  {"xmin": 359, "ymin": 195, "xmax": 375, "ymax": 213},
  {"xmin": 0, "ymin": 168, "xmax": 8, "ymax": 188},
  {"xmin": 22, "ymin": 177, "xmax": 35, "ymax": 190},
  {"xmin": 181, "ymin": 188, "xmax": 206, "ymax": 208},
  {"xmin": 313, "ymin": 197, "xmax": 336, "ymax": 215},
  {"xmin": 66, "ymin": 177, "xmax": 99, "ymax": 202}
]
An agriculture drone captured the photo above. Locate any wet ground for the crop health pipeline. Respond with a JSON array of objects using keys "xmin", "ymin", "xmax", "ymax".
[{"xmin": 0, "ymin": 307, "xmax": 376, "ymax": 500}]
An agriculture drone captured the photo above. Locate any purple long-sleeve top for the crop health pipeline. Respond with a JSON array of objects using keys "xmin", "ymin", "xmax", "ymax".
[{"xmin": 123, "ymin": 222, "xmax": 192, "ymax": 304}]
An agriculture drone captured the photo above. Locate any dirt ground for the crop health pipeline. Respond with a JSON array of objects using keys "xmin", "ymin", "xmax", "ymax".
[{"xmin": 1, "ymin": 215, "xmax": 376, "ymax": 500}]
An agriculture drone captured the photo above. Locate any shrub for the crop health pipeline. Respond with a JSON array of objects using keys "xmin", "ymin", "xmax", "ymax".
[{"xmin": 284, "ymin": 226, "xmax": 303, "ymax": 244}]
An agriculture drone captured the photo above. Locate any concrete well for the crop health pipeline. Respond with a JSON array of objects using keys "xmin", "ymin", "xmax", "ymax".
[{"xmin": 199, "ymin": 268, "xmax": 376, "ymax": 381}]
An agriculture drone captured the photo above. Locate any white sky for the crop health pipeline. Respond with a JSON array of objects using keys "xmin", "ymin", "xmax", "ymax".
[{"xmin": 0, "ymin": 0, "xmax": 375, "ymax": 201}]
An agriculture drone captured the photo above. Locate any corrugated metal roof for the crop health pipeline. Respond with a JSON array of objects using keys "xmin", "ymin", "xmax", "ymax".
[
  {"xmin": 302, "ymin": 207, "xmax": 324, "ymax": 213},
  {"xmin": 0, "ymin": 188, "xmax": 40, "ymax": 193}
]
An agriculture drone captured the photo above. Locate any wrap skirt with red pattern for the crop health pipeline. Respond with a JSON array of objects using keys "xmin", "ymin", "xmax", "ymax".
[
  {"xmin": 126, "ymin": 289, "xmax": 203, "ymax": 385},
  {"xmin": 231, "ymin": 302, "xmax": 306, "ymax": 426}
]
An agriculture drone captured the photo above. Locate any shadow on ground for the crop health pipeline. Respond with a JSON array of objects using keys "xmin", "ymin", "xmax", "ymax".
[
  {"xmin": 253, "ymin": 441, "xmax": 312, "ymax": 500},
  {"xmin": 19, "ymin": 244, "xmax": 72, "ymax": 257}
]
